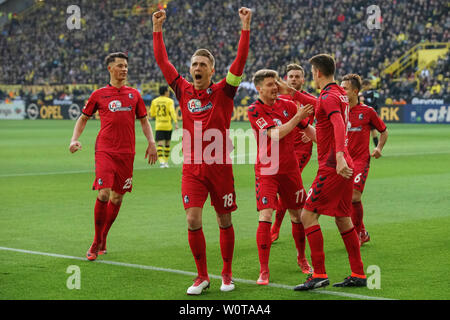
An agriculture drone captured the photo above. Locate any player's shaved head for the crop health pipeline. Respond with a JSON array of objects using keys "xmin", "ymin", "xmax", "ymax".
[
  {"xmin": 252, "ymin": 69, "xmax": 279, "ymax": 86},
  {"xmin": 192, "ymin": 49, "xmax": 215, "ymax": 68},
  {"xmin": 105, "ymin": 52, "xmax": 128, "ymax": 65}
]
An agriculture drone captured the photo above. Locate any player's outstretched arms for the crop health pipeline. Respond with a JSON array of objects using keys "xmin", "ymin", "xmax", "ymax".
[
  {"xmin": 152, "ymin": 9, "xmax": 166, "ymax": 32},
  {"xmin": 225, "ymin": 8, "xmax": 251, "ymax": 90},
  {"xmin": 69, "ymin": 114, "xmax": 89, "ymax": 153},
  {"xmin": 239, "ymin": 7, "xmax": 252, "ymax": 31},
  {"xmin": 152, "ymin": 10, "xmax": 179, "ymax": 84}
]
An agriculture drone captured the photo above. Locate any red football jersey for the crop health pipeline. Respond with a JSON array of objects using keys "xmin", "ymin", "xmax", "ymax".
[
  {"xmin": 153, "ymin": 30, "xmax": 249, "ymax": 165},
  {"xmin": 171, "ymin": 77, "xmax": 237, "ymax": 164},
  {"xmin": 82, "ymin": 84, "xmax": 147, "ymax": 154},
  {"xmin": 279, "ymin": 91, "xmax": 316, "ymax": 154},
  {"xmin": 247, "ymin": 98, "xmax": 309, "ymax": 175},
  {"xmin": 348, "ymin": 103, "xmax": 387, "ymax": 163},
  {"xmin": 315, "ymin": 82, "xmax": 353, "ymax": 169}
]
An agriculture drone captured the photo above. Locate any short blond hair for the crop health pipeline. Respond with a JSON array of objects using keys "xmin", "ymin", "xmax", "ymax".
[
  {"xmin": 191, "ymin": 49, "xmax": 215, "ymax": 68},
  {"xmin": 252, "ymin": 69, "xmax": 279, "ymax": 86}
]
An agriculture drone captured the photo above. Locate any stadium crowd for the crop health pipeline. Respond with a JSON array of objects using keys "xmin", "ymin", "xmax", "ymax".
[{"xmin": 0, "ymin": 0, "xmax": 448, "ymax": 104}]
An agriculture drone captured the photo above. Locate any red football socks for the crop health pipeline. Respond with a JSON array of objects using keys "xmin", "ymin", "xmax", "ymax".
[
  {"xmin": 256, "ymin": 221, "xmax": 272, "ymax": 273},
  {"xmin": 305, "ymin": 224, "xmax": 327, "ymax": 277},
  {"xmin": 341, "ymin": 227, "xmax": 365, "ymax": 278},
  {"xmin": 274, "ymin": 208, "xmax": 286, "ymax": 230},
  {"xmin": 188, "ymin": 228, "xmax": 208, "ymax": 278},
  {"xmin": 291, "ymin": 221, "xmax": 306, "ymax": 260},
  {"xmin": 102, "ymin": 200, "xmax": 122, "ymax": 244},
  {"xmin": 351, "ymin": 201, "xmax": 364, "ymax": 235},
  {"xmin": 219, "ymin": 225, "xmax": 235, "ymax": 276},
  {"xmin": 93, "ymin": 198, "xmax": 108, "ymax": 245}
]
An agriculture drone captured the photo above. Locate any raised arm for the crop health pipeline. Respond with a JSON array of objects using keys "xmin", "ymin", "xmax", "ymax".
[
  {"xmin": 152, "ymin": 10, "xmax": 179, "ymax": 85},
  {"xmin": 226, "ymin": 8, "xmax": 251, "ymax": 87}
]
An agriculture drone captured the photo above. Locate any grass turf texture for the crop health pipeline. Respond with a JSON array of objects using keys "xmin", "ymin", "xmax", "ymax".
[{"xmin": 0, "ymin": 120, "xmax": 449, "ymax": 300}]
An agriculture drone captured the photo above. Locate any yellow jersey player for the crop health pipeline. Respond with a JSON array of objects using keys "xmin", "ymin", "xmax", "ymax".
[{"xmin": 150, "ymin": 85, "xmax": 179, "ymax": 167}]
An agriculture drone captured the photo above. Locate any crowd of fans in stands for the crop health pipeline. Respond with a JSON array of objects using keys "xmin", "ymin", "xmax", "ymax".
[{"xmin": 0, "ymin": 0, "xmax": 448, "ymax": 104}]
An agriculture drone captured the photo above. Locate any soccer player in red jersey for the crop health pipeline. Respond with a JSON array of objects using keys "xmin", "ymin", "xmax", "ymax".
[
  {"xmin": 269, "ymin": 64, "xmax": 315, "ymax": 274},
  {"xmin": 271, "ymin": 65, "xmax": 314, "ymax": 228},
  {"xmin": 152, "ymin": 8, "xmax": 251, "ymax": 295},
  {"xmin": 341, "ymin": 74, "xmax": 388, "ymax": 245},
  {"xmin": 247, "ymin": 69, "xmax": 315, "ymax": 285},
  {"xmin": 69, "ymin": 52, "xmax": 158, "ymax": 261},
  {"xmin": 293, "ymin": 54, "xmax": 367, "ymax": 290}
]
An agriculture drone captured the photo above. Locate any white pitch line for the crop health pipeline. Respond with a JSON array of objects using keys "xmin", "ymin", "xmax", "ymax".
[{"xmin": 0, "ymin": 246, "xmax": 393, "ymax": 300}]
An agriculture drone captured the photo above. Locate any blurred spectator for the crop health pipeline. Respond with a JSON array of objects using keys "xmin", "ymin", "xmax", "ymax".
[{"xmin": 0, "ymin": 0, "xmax": 448, "ymax": 105}]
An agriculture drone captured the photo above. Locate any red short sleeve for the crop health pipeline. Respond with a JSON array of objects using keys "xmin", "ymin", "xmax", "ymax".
[
  {"xmin": 135, "ymin": 92, "xmax": 147, "ymax": 119},
  {"xmin": 369, "ymin": 108, "xmax": 387, "ymax": 132},
  {"xmin": 82, "ymin": 91, "xmax": 98, "ymax": 117}
]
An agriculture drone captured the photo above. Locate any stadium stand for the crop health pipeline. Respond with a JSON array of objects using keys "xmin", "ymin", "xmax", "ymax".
[{"xmin": 0, "ymin": 0, "xmax": 448, "ymax": 105}]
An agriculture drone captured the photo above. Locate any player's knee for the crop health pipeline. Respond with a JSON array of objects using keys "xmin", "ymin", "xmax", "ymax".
[
  {"xmin": 300, "ymin": 209, "xmax": 317, "ymax": 228},
  {"xmin": 258, "ymin": 209, "xmax": 273, "ymax": 223},
  {"xmin": 352, "ymin": 190, "xmax": 362, "ymax": 203},
  {"xmin": 335, "ymin": 217, "xmax": 353, "ymax": 233},
  {"xmin": 186, "ymin": 208, "xmax": 202, "ymax": 229},
  {"xmin": 288, "ymin": 209, "xmax": 302, "ymax": 223},
  {"xmin": 97, "ymin": 189, "xmax": 110, "ymax": 202},
  {"xmin": 217, "ymin": 213, "xmax": 232, "ymax": 228}
]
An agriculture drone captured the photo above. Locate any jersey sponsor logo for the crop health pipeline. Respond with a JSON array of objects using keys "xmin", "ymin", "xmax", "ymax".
[
  {"xmin": 256, "ymin": 117, "xmax": 268, "ymax": 129},
  {"xmin": 187, "ymin": 99, "xmax": 213, "ymax": 113},
  {"xmin": 108, "ymin": 100, "xmax": 132, "ymax": 112},
  {"xmin": 348, "ymin": 126, "xmax": 362, "ymax": 132}
]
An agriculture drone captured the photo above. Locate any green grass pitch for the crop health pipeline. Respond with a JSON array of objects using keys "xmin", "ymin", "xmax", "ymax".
[{"xmin": 0, "ymin": 120, "xmax": 449, "ymax": 300}]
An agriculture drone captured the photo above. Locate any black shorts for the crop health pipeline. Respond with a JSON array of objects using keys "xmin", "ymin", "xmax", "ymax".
[{"xmin": 155, "ymin": 130, "xmax": 173, "ymax": 141}]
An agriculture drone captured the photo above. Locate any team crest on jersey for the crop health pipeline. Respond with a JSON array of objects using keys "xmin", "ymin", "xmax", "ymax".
[
  {"xmin": 98, "ymin": 178, "xmax": 103, "ymax": 186},
  {"xmin": 262, "ymin": 197, "xmax": 268, "ymax": 205},
  {"xmin": 273, "ymin": 118, "xmax": 282, "ymax": 126},
  {"xmin": 187, "ymin": 99, "xmax": 213, "ymax": 113},
  {"xmin": 256, "ymin": 117, "xmax": 268, "ymax": 129},
  {"xmin": 206, "ymin": 88, "xmax": 212, "ymax": 95},
  {"xmin": 283, "ymin": 110, "xmax": 289, "ymax": 117},
  {"xmin": 128, "ymin": 93, "xmax": 134, "ymax": 100},
  {"xmin": 184, "ymin": 195, "xmax": 189, "ymax": 204},
  {"xmin": 108, "ymin": 100, "xmax": 132, "ymax": 112},
  {"xmin": 359, "ymin": 113, "xmax": 364, "ymax": 120}
]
